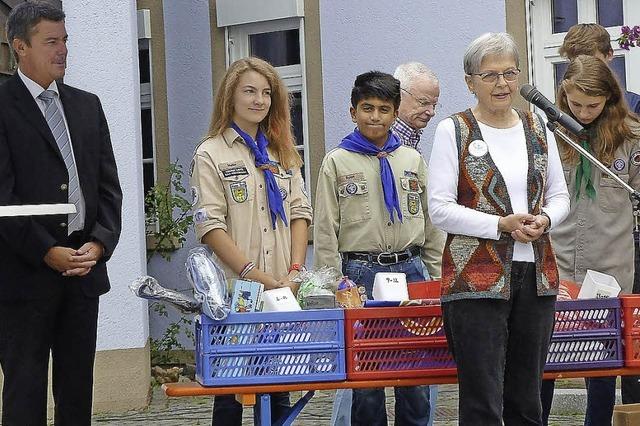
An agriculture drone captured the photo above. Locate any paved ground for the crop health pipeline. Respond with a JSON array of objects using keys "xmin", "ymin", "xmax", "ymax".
[{"xmin": 92, "ymin": 383, "xmax": 586, "ymax": 425}]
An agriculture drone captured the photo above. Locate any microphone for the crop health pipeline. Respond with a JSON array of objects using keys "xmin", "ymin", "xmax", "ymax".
[{"xmin": 520, "ymin": 84, "xmax": 584, "ymax": 136}]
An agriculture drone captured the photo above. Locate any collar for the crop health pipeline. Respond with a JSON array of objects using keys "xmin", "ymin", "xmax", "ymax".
[
  {"xmin": 17, "ymin": 68, "xmax": 59, "ymax": 101},
  {"xmin": 393, "ymin": 118, "xmax": 423, "ymax": 138},
  {"xmin": 222, "ymin": 127, "xmax": 245, "ymax": 148}
]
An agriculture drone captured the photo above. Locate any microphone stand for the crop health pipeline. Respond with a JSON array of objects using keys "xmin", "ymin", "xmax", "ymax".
[{"xmin": 548, "ymin": 121, "xmax": 640, "ymax": 291}]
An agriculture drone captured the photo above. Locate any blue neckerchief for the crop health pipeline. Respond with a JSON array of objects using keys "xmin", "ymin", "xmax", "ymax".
[
  {"xmin": 339, "ymin": 129, "xmax": 403, "ymax": 222},
  {"xmin": 232, "ymin": 123, "xmax": 287, "ymax": 229}
]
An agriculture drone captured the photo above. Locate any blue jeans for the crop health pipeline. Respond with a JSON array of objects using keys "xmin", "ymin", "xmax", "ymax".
[{"xmin": 333, "ymin": 255, "xmax": 431, "ymax": 426}]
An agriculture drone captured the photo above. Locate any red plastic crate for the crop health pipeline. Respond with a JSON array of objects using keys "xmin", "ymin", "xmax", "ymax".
[
  {"xmin": 347, "ymin": 340, "xmax": 456, "ymax": 380},
  {"xmin": 344, "ymin": 305, "xmax": 456, "ymax": 380},
  {"xmin": 620, "ymin": 295, "xmax": 640, "ymax": 367},
  {"xmin": 621, "ymin": 295, "xmax": 640, "ymax": 334},
  {"xmin": 624, "ymin": 334, "xmax": 640, "ymax": 367},
  {"xmin": 407, "ymin": 280, "xmax": 440, "ymax": 299}
]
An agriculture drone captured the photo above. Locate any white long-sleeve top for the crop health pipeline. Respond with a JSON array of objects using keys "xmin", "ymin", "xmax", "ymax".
[{"xmin": 427, "ymin": 116, "xmax": 570, "ymax": 262}]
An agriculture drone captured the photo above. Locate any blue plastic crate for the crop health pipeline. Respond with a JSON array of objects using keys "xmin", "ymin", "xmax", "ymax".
[{"xmin": 195, "ymin": 309, "xmax": 346, "ymax": 386}]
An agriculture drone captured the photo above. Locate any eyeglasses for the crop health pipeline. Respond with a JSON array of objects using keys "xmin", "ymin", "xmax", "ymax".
[
  {"xmin": 468, "ymin": 68, "xmax": 521, "ymax": 83},
  {"xmin": 401, "ymin": 87, "xmax": 442, "ymax": 112}
]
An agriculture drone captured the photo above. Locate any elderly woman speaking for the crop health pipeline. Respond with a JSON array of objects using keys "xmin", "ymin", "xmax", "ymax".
[{"xmin": 427, "ymin": 33, "xmax": 570, "ymax": 425}]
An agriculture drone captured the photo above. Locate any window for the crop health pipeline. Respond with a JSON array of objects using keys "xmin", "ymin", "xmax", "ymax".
[
  {"xmin": 528, "ymin": 0, "xmax": 640, "ymax": 103},
  {"xmin": 228, "ymin": 18, "xmax": 311, "ymax": 193},
  {"xmin": 552, "ymin": 0, "xmax": 578, "ymax": 34},
  {"xmin": 139, "ymin": 37, "xmax": 156, "ymax": 197}
]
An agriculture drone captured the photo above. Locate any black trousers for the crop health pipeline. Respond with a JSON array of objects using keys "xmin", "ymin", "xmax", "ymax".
[
  {"xmin": 211, "ymin": 393, "xmax": 290, "ymax": 425},
  {"xmin": 0, "ymin": 283, "xmax": 99, "ymax": 426},
  {"xmin": 443, "ymin": 262, "xmax": 556, "ymax": 426}
]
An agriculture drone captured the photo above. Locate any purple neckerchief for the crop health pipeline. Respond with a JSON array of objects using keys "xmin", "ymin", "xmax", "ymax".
[
  {"xmin": 232, "ymin": 123, "xmax": 287, "ymax": 229},
  {"xmin": 339, "ymin": 129, "xmax": 403, "ymax": 222}
]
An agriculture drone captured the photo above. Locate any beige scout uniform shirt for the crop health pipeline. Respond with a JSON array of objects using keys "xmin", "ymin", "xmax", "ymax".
[
  {"xmin": 551, "ymin": 122, "xmax": 640, "ymax": 294},
  {"xmin": 313, "ymin": 145, "xmax": 445, "ymax": 278},
  {"xmin": 191, "ymin": 127, "xmax": 312, "ymax": 282}
]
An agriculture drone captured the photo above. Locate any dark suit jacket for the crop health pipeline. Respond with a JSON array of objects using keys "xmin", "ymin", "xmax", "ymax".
[{"xmin": 0, "ymin": 73, "xmax": 122, "ymax": 300}]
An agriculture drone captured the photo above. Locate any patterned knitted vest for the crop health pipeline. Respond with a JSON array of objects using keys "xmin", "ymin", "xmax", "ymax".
[{"xmin": 440, "ymin": 109, "xmax": 560, "ymax": 302}]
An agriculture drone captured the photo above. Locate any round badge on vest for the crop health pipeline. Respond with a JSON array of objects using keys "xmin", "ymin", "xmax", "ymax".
[{"xmin": 469, "ymin": 139, "xmax": 488, "ymax": 157}]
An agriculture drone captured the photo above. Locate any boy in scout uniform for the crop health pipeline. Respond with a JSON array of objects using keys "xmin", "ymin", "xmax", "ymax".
[{"xmin": 313, "ymin": 71, "xmax": 444, "ymax": 426}]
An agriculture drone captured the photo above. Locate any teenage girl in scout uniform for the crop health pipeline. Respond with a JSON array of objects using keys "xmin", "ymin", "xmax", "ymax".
[
  {"xmin": 540, "ymin": 55, "xmax": 640, "ymax": 426},
  {"xmin": 190, "ymin": 57, "xmax": 312, "ymax": 426}
]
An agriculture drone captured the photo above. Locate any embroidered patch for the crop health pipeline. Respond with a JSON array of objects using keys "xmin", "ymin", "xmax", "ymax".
[
  {"xmin": 230, "ymin": 181, "xmax": 248, "ymax": 203},
  {"xmin": 190, "ymin": 186, "xmax": 199, "ymax": 205},
  {"xmin": 280, "ymin": 187, "xmax": 288, "ymax": 200},
  {"xmin": 194, "ymin": 208, "xmax": 208, "ymax": 223},
  {"xmin": 401, "ymin": 178, "xmax": 422, "ymax": 193},
  {"xmin": 345, "ymin": 182, "xmax": 358, "ymax": 195},
  {"xmin": 338, "ymin": 172, "xmax": 365, "ymax": 185},
  {"xmin": 404, "ymin": 170, "xmax": 418, "ymax": 179},
  {"xmin": 632, "ymin": 151, "xmax": 640, "ymax": 166},
  {"xmin": 407, "ymin": 192, "xmax": 420, "ymax": 215},
  {"xmin": 613, "ymin": 158, "xmax": 626, "ymax": 172},
  {"xmin": 221, "ymin": 167, "xmax": 249, "ymax": 178},
  {"xmin": 469, "ymin": 139, "xmax": 488, "ymax": 157}
]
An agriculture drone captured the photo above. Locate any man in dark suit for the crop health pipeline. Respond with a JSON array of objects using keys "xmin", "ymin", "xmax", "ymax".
[{"xmin": 0, "ymin": 3, "xmax": 122, "ymax": 425}]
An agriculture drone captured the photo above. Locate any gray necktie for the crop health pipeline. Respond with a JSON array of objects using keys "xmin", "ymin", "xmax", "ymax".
[{"xmin": 38, "ymin": 90, "xmax": 83, "ymax": 234}]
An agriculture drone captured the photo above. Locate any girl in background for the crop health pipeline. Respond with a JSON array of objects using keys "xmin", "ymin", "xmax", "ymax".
[{"xmin": 541, "ymin": 55, "xmax": 640, "ymax": 426}]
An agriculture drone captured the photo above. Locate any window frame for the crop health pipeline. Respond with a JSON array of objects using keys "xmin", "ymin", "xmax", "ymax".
[
  {"xmin": 527, "ymin": 0, "xmax": 640, "ymax": 103},
  {"xmin": 227, "ymin": 17, "xmax": 312, "ymax": 194}
]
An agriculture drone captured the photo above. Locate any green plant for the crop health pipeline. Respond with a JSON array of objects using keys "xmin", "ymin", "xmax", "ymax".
[
  {"xmin": 145, "ymin": 161, "xmax": 194, "ymax": 261},
  {"xmin": 145, "ymin": 161, "xmax": 196, "ymax": 365},
  {"xmin": 149, "ymin": 303, "xmax": 195, "ymax": 365}
]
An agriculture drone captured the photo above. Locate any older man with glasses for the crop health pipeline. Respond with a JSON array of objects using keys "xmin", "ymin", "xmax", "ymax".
[{"xmin": 392, "ymin": 62, "xmax": 441, "ymax": 154}]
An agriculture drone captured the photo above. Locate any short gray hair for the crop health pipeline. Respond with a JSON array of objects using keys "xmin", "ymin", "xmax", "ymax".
[
  {"xmin": 6, "ymin": 1, "xmax": 65, "ymax": 63},
  {"xmin": 393, "ymin": 62, "xmax": 438, "ymax": 91},
  {"xmin": 463, "ymin": 32, "xmax": 519, "ymax": 74}
]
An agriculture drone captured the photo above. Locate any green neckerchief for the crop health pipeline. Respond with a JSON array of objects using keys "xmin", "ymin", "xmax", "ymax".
[{"xmin": 575, "ymin": 136, "xmax": 596, "ymax": 200}]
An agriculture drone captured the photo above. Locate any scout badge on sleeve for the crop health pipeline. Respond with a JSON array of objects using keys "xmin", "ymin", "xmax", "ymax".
[
  {"xmin": 194, "ymin": 207, "xmax": 208, "ymax": 223},
  {"xmin": 407, "ymin": 192, "xmax": 420, "ymax": 215},
  {"xmin": 613, "ymin": 158, "xmax": 625, "ymax": 172},
  {"xmin": 631, "ymin": 150, "xmax": 640, "ymax": 167},
  {"xmin": 230, "ymin": 181, "xmax": 248, "ymax": 203}
]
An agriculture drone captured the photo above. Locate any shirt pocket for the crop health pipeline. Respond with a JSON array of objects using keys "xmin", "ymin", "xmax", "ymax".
[
  {"xmin": 599, "ymin": 173, "xmax": 629, "ymax": 213},
  {"xmin": 399, "ymin": 177, "xmax": 424, "ymax": 220},
  {"xmin": 338, "ymin": 178, "xmax": 371, "ymax": 223},
  {"xmin": 220, "ymin": 172, "xmax": 254, "ymax": 206}
]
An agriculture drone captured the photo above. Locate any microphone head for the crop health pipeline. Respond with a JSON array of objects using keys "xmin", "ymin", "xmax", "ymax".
[{"xmin": 520, "ymin": 84, "xmax": 535, "ymax": 100}]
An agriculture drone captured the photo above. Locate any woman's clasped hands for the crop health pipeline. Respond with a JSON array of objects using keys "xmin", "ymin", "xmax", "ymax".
[{"xmin": 498, "ymin": 213, "xmax": 550, "ymax": 243}]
